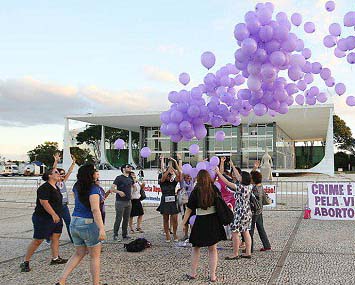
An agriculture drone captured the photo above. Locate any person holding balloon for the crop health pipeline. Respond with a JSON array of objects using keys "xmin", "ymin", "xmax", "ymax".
[
  {"xmin": 215, "ymin": 166, "xmax": 253, "ymax": 260},
  {"xmin": 157, "ymin": 157, "xmax": 181, "ymax": 242},
  {"xmin": 181, "ymin": 169, "xmax": 226, "ymax": 282}
]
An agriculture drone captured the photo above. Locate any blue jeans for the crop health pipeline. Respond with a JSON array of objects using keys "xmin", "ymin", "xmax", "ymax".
[
  {"xmin": 70, "ymin": 216, "xmax": 100, "ymax": 247},
  {"xmin": 62, "ymin": 204, "xmax": 73, "ymax": 242}
]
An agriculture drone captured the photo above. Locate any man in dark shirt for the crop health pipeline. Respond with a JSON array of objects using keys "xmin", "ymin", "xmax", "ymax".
[{"xmin": 111, "ymin": 164, "xmax": 134, "ymax": 241}]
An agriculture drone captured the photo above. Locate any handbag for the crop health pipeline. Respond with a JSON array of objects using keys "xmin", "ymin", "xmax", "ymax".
[
  {"xmin": 215, "ymin": 195, "xmax": 234, "ymax": 226},
  {"xmin": 250, "ymin": 193, "xmax": 262, "ymax": 214},
  {"xmin": 262, "ymin": 190, "xmax": 272, "ymax": 205},
  {"xmin": 139, "ymin": 187, "xmax": 146, "ymax": 201}
]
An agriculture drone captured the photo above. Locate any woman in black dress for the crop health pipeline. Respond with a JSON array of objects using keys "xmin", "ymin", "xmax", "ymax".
[
  {"xmin": 157, "ymin": 163, "xmax": 181, "ymax": 242},
  {"xmin": 181, "ymin": 170, "xmax": 226, "ymax": 282}
]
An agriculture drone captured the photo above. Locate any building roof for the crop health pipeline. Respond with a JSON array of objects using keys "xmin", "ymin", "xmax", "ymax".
[{"xmin": 67, "ymin": 104, "xmax": 333, "ymax": 141}]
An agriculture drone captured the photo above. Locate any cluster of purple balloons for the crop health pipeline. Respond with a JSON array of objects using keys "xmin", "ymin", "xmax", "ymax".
[
  {"xmin": 182, "ymin": 156, "xmax": 220, "ymax": 179},
  {"xmin": 160, "ymin": 2, "xmax": 355, "ymax": 143}
]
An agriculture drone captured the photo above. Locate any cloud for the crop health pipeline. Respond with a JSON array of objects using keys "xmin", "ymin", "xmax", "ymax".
[
  {"xmin": 143, "ymin": 65, "xmax": 177, "ymax": 83},
  {"xmin": 0, "ymin": 77, "xmax": 170, "ymax": 127},
  {"xmin": 156, "ymin": 44, "xmax": 185, "ymax": 56}
]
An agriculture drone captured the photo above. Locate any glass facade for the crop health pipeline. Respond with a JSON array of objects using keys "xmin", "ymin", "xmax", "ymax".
[
  {"xmin": 142, "ymin": 127, "xmax": 171, "ymax": 168},
  {"xmin": 142, "ymin": 123, "xmax": 295, "ymax": 169}
]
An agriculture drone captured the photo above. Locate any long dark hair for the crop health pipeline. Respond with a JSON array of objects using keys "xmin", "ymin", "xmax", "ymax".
[
  {"xmin": 194, "ymin": 169, "xmax": 215, "ymax": 210},
  {"xmin": 74, "ymin": 164, "xmax": 96, "ymax": 209}
]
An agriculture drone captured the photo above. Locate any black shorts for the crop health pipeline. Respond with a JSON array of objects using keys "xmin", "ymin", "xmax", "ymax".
[{"xmin": 32, "ymin": 214, "xmax": 63, "ymax": 240}]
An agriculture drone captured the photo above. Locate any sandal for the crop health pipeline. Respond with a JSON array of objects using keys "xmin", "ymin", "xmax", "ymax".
[
  {"xmin": 185, "ymin": 274, "xmax": 196, "ymax": 280},
  {"xmin": 130, "ymin": 229, "xmax": 135, "ymax": 234},
  {"xmin": 225, "ymin": 256, "xmax": 240, "ymax": 260},
  {"xmin": 241, "ymin": 255, "xmax": 252, "ymax": 259},
  {"xmin": 136, "ymin": 228, "xmax": 144, "ymax": 233}
]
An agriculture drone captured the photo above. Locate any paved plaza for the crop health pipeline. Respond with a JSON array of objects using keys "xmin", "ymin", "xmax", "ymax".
[{"xmin": 0, "ymin": 200, "xmax": 354, "ymax": 285}]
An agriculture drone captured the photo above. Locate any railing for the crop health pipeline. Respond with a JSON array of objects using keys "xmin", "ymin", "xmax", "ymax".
[{"xmin": 0, "ymin": 177, "xmax": 351, "ymax": 210}]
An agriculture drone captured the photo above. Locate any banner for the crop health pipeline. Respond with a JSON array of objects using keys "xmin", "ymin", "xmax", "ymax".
[
  {"xmin": 142, "ymin": 183, "xmax": 161, "ymax": 203},
  {"xmin": 263, "ymin": 184, "xmax": 277, "ymax": 208},
  {"xmin": 308, "ymin": 182, "xmax": 355, "ymax": 220}
]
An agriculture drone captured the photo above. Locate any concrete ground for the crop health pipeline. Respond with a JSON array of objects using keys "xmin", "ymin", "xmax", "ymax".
[{"xmin": 0, "ymin": 202, "xmax": 354, "ymax": 285}]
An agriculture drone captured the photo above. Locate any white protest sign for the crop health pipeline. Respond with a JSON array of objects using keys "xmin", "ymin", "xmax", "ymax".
[{"xmin": 308, "ymin": 182, "xmax": 355, "ymax": 220}]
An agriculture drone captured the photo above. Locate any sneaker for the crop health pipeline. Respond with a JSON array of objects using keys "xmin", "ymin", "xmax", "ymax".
[
  {"xmin": 20, "ymin": 261, "xmax": 30, "ymax": 272},
  {"xmin": 122, "ymin": 235, "xmax": 133, "ymax": 240},
  {"xmin": 260, "ymin": 247, "xmax": 271, "ymax": 252},
  {"xmin": 50, "ymin": 257, "xmax": 68, "ymax": 265}
]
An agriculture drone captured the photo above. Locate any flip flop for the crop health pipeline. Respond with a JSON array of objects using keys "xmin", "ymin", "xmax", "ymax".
[
  {"xmin": 241, "ymin": 255, "xmax": 252, "ymax": 259},
  {"xmin": 185, "ymin": 274, "xmax": 197, "ymax": 280},
  {"xmin": 225, "ymin": 256, "xmax": 240, "ymax": 260}
]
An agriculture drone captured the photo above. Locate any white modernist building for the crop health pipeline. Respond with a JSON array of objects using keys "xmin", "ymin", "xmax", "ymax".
[{"xmin": 63, "ymin": 103, "xmax": 334, "ymax": 176}]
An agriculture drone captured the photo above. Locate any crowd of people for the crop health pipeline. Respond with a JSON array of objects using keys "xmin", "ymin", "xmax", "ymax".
[{"xmin": 20, "ymin": 153, "xmax": 271, "ymax": 284}]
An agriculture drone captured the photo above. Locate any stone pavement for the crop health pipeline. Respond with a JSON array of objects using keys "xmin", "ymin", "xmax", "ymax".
[{"xmin": 0, "ymin": 202, "xmax": 354, "ymax": 285}]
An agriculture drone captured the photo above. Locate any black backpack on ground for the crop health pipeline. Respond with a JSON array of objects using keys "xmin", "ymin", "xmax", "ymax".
[{"xmin": 124, "ymin": 238, "xmax": 151, "ymax": 252}]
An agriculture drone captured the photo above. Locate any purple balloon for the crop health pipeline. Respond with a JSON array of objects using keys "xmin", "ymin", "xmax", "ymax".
[
  {"xmin": 346, "ymin": 36, "xmax": 355, "ymax": 50},
  {"xmin": 114, "ymin": 139, "xmax": 125, "ymax": 150},
  {"xmin": 171, "ymin": 134, "xmax": 182, "ymax": 143},
  {"xmin": 247, "ymin": 76, "xmax": 262, "ymax": 91},
  {"xmin": 302, "ymin": 48, "xmax": 312, "ymax": 60},
  {"xmin": 317, "ymin": 92, "xmax": 328, "ymax": 103},
  {"xmin": 344, "ymin": 11, "xmax": 355, "ymax": 27},
  {"xmin": 278, "ymin": 102, "xmax": 289, "ymax": 114},
  {"xmin": 270, "ymin": 51, "xmax": 286, "ymax": 67},
  {"xmin": 215, "ymin": 130, "xmax": 225, "ymax": 142},
  {"xmin": 257, "ymin": 7, "xmax": 272, "ymax": 25},
  {"xmin": 166, "ymin": 122, "xmax": 179, "ymax": 135},
  {"xmin": 295, "ymin": 94, "xmax": 305, "ymax": 105},
  {"xmin": 140, "ymin": 147, "xmax": 151, "ymax": 158},
  {"xmin": 241, "ymin": 38, "xmax": 258, "ymax": 54},
  {"xmin": 347, "ymin": 52, "xmax": 355, "ymax": 64},
  {"xmin": 304, "ymin": 73, "xmax": 313, "ymax": 84},
  {"xmin": 182, "ymin": 163, "xmax": 193, "ymax": 175},
  {"xmin": 254, "ymin": 103, "xmax": 268, "ymax": 116},
  {"xmin": 302, "ymin": 61, "xmax": 312, "ymax": 73},
  {"xmin": 325, "ymin": 1, "xmax": 335, "ymax": 12},
  {"xmin": 160, "ymin": 123, "xmax": 168, "ymax": 135},
  {"xmin": 320, "ymin": 68, "xmax": 331, "ymax": 80},
  {"xmin": 170, "ymin": 110, "xmax": 183, "ymax": 123},
  {"xmin": 329, "ymin": 23, "xmax": 341, "ymax": 36},
  {"xmin": 201, "ymin": 51, "xmax": 216, "ymax": 70},
  {"xmin": 189, "ymin": 215, "xmax": 196, "ymax": 225},
  {"xmin": 234, "ymin": 23, "xmax": 250, "ymax": 41},
  {"xmin": 179, "ymin": 72, "xmax": 190, "ymax": 86},
  {"xmin": 346, "ymin": 96, "xmax": 355, "ymax": 106},
  {"xmin": 337, "ymin": 39, "xmax": 348, "ymax": 52},
  {"xmin": 309, "ymin": 86, "xmax": 320, "ymax": 96},
  {"xmin": 325, "ymin": 77, "xmax": 335, "ymax": 87},
  {"xmin": 194, "ymin": 125, "xmax": 207, "ymax": 140},
  {"xmin": 261, "ymin": 63, "xmax": 276, "ymax": 80},
  {"xmin": 323, "ymin": 35, "xmax": 337, "ymax": 48},
  {"xmin": 196, "ymin": 161, "xmax": 207, "ymax": 171},
  {"xmin": 304, "ymin": 22, "xmax": 315, "ymax": 33},
  {"xmin": 306, "ymin": 96, "xmax": 316, "ymax": 106},
  {"xmin": 295, "ymin": 39, "xmax": 305, "ymax": 52},
  {"xmin": 290, "ymin": 54, "xmax": 306, "ymax": 67},
  {"xmin": 189, "ymin": 144, "xmax": 200, "ymax": 155},
  {"xmin": 311, "ymin": 62, "xmax": 322, "ymax": 74},
  {"xmin": 259, "ymin": 25, "xmax": 274, "ymax": 42},
  {"xmin": 291, "ymin": 13, "xmax": 302, "ymax": 26},
  {"xmin": 297, "ymin": 80, "xmax": 307, "ymax": 91},
  {"xmin": 187, "ymin": 105, "xmax": 200, "ymax": 118},
  {"xmin": 179, "ymin": 120, "xmax": 192, "ymax": 133},
  {"xmin": 209, "ymin": 156, "xmax": 220, "ymax": 167},
  {"xmin": 335, "ymin": 83, "xmax": 346, "ymax": 95},
  {"xmin": 288, "ymin": 66, "xmax": 303, "ymax": 81},
  {"xmin": 334, "ymin": 47, "xmax": 346, "ymax": 58}
]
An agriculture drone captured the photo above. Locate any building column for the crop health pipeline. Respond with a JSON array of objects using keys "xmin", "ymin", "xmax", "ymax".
[
  {"xmin": 128, "ymin": 130, "xmax": 136, "ymax": 167},
  {"xmin": 309, "ymin": 108, "xmax": 335, "ymax": 176},
  {"xmin": 99, "ymin": 125, "xmax": 108, "ymax": 165},
  {"xmin": 62, "ymin": 118, "xmax": 72, "ymax": 171}
]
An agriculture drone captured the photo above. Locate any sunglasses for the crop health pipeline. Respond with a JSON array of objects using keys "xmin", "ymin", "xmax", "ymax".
[
  {"xmin": 60, "ymin": 172, "xmax": 65, "ymax": 175},
  {"xmin": 52, "ymin": 170, "xmax": 60, "ymax": 174}
]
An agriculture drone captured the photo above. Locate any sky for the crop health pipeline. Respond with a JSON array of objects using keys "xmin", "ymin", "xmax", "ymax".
[{"xmin": 0, "ymin": 0, "xmax": 354, "ymax": 161}]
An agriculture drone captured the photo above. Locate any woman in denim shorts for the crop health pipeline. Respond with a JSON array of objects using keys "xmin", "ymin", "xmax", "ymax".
[{"xmin": 56, "ymin": 164, "xmax": 106, "ymax": 285}]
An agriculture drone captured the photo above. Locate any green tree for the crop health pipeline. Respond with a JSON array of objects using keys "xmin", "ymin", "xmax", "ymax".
[
  {"xmin": 334, "ymin": 151, "xmax": 349, "ymax": 171},
  {"xmin": 76, "ymin": 125, "xmax": 140, "ymax": 161},
  {"xmin": 333, "ymin": 115, "xmax": 355, "ymax": 153},
  {"xmin": 27, "ymin": 142, "xmax": 59, "ymax": 167}
]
